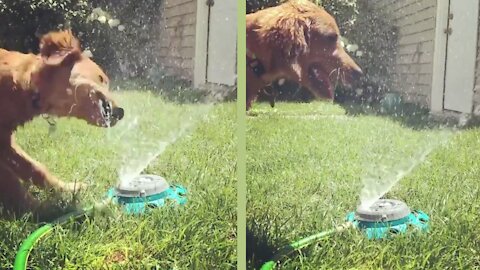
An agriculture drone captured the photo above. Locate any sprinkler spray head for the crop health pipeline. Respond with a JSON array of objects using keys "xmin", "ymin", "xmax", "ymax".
[
  {"xmin": 346, "ymin": 199, "xmax": 429, "ymax": 239},
  {"xmin": 107, "ymin": 174, "xmax": 187, "ymax": 214}
]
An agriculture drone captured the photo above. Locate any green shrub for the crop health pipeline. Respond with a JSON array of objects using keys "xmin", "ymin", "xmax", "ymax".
[
  {"xmin": 81, "ymin": 0, "xmax": 164, "ymax": 80},
  {"xmin": 340, "ymin": 0, "xmax": 397, "ymax": 102},
  {"xmin": 0, "ymin": 0, "xmax": 163, "ymax": 82},
  {"xmin": 0, "ymin": 0, "xmax": 91, "ymax": 52}
]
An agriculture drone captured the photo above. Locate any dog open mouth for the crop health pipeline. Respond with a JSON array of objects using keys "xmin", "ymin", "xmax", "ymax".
[
  {"xmin": 308, "ymin": 63, "xmax": 334, "ymax": 100},
  {"xmin": 98, "ymin": 98, "xmax": 112, "ymax": 121},
  {"xmin": 97, "ymin": 98, "xmax": 124, "ymax": 127}
]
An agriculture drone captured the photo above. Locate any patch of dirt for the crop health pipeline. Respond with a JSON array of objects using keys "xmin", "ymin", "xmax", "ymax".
[{"xmin": 105, "ymin": 250, "xmax": 127, "ymax": 264}]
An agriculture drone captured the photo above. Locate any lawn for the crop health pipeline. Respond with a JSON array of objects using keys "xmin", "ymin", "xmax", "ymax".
[
  {"xmin": 247, "ymin": 102, "xmax": 480, "ymax": 269},
  {"xmin": 0, "ymin": 91, "xmax": 237, "ymax": 269}
]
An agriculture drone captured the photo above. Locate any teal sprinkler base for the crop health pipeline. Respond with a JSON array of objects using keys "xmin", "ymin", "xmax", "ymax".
[
  {"xmin": 346, "ymin": 199, "xmax": 429, "ymax": 240},
  {"xmin": 260, "ymin": 199, "xmax": 429, "ymax": 270},
  {"xmin": 14, "ymin": 174, "xmax": 187, "ymax": 270},
  {"xmin": 107, "ymin": 174, "xmax": 187, "ymax": 215}
]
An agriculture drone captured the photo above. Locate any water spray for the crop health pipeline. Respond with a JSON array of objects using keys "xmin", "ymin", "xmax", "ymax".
[
  {"xmin": 260, "ymin": 199, "xmax": 429, "ymax": 270},
  {"xmin": 13, "ymin": 174, "xmax": 186, "ymax": 270}
]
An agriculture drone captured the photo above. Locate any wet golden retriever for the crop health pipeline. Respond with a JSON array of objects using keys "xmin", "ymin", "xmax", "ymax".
[
  {"xmin": 246, "ymin": 0, "xmax": 362, "ymax": 110},
  {"xmin": 0, "ymin": 30, "xmax": 124, "ymax": 214}
]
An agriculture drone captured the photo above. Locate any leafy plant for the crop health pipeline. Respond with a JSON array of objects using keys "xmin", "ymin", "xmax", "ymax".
[{"xmin": 0, "ymin": 0, "xmax": 163, "ymax": 83}]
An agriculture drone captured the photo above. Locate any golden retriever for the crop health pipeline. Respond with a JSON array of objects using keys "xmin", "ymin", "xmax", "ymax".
[
  {"xmin": 246, "ymin": 0, "xmax": 363, "ymax": 110},
  {"xmin": 0, "ymin": 29, "xmax": 124, "ymax": 214}
]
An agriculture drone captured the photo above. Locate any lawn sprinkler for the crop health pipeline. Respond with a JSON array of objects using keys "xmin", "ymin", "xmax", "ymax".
[
  {"xmin": 260, "ymin": 199, "xmax": 429, "ymax": 270},
  {"xmin": 107, "ymin": 174, "xmax": 187, "ymax": 215},
  {"xmin": 14, "ymin": 174, "xmax": 187, "ymax": 270},
  {"xmin": 346, "ymin": 199, "xmax": 429, "ymax": 239}
]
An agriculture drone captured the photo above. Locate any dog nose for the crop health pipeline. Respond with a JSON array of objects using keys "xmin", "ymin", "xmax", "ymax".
[
  {"xmin": 351, "ymin": 66, "xmax": 363, "ymax": 80},
  {"xmin": 112, "ymin": 107, "xmax": 124, "ymax": 120}
]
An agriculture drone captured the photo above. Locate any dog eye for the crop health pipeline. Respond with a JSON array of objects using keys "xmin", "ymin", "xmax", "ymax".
[
  {"xmin": 99, "ymin": 75, "xmax": 104, "ymax": 83},
  {"xmin": 325, "ymin": 33, "xmax": 338, "ymax": 43}
]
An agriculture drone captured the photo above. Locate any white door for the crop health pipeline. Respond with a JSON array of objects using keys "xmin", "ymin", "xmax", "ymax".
[
  {"xmin": 443, "ymin": 0, "xmax": 479, "ymax": 113},
  {"xmin": 206, "ymin": 0, "xmax": 237, "ymax": 86}
]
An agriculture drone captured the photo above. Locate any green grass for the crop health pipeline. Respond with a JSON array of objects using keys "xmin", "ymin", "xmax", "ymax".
[
  {"xmin": 0, "ymin": 91, "xmax": 236, "ymax": 269},
  {"xmin": 247, "ymin": 102, "xmax": 480, "ymax": 269}
]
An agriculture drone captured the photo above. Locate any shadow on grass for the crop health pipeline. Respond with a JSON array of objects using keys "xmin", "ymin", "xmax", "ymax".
[
  {"xmin": 337, "ymin": 95, "xmax": 480, "ymax": 131},
  {"xmin": 112, "ymin": 75, "xmax": 236, "ymax": 104},
  {"xmin": 247, "ymin": 223, "xmax": 279, "ymax": 269},
  {"xmin": 254, "ymin": 79, "xmax": 480, "ymax": 130},
  {"xmin": 338, "ymin": 101, "xmax": 454, "ymax": 130},
  {"xmin": 335, "ymin": 88, "xmax": 480, "ymax": 130},
  {"xmin": 0, "ymin": 195, "xmax": 82, "ymax": 224}
]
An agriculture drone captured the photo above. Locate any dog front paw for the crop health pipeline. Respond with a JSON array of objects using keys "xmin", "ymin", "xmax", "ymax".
[{"xmin": 59, "ymin": 181, "xmax": 90, "ymax": 192}]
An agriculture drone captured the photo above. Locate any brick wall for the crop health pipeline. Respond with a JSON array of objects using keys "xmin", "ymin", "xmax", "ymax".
[{"xmin": 158, "ymin": 0, "xmax": 197, "ymax": 81}]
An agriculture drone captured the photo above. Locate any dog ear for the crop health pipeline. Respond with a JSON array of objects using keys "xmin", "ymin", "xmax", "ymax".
[
  {"xmin": 259, "ymin": 16, "xmax": 311, "ymax": 60},
  {"xmin": 39, "ymin": 29, "xmax": 82, "ymax": 66}
]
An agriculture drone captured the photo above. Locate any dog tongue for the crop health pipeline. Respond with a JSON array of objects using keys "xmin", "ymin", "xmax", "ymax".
[
  {"xmin": 310, "ymin": 65, "xmax": 333, "ymax": 99},
  {"xmin": 291, "ymin": 61, "xmax": 303, "ymax": 79}
]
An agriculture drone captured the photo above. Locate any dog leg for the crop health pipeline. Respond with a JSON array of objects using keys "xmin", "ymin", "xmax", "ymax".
[
  {"xmin": 4, "ymin": 137, "xmax": 87, "ymax": 192},
  {"xmin": 263, "ymin": 86, "xmax": 277, "ymax": 108},
  {"xmin": 247, "ymin": 68, "xmax": 266, "ymax": 110},
  {"xmin": 0, "ymin": 162, "xmax": 39, "ymax": 215}
]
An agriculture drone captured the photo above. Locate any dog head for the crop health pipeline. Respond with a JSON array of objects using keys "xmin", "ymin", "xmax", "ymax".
[
  {"xmin": 32, "ymin": 30, "xmax": 124, "ymax": 127},
  {"xmin": 258, "ymin": 0, "xmax": 362, "ymax": 99}
]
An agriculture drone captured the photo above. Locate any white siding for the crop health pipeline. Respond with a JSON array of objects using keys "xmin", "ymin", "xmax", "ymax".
[
  {"xmin": 371, "ymin": 0, "xmax": 437, "ymax": 107},
  {"xmin": 474, "ymin": 1, "xmax": 480, "ymax": 108}
]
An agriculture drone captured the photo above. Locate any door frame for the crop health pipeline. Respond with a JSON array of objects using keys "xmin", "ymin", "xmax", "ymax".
[
  {"xmin": 430, "ymin": 0, "xmax": 449, "ymax": 112},
  {"xmin": 431, "ymin": 0, "xmax": 479, "ymax": 113},
  {"xmin": 193, "ymin": 0, "xmax": 209, "ymax": 88}
]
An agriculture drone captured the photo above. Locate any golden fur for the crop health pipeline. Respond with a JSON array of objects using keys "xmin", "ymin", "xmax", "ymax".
[
  {"xmin": 0, "ymin": 30, "xmax": 124, "ymax": 215},
  {"xmin": 246, "ymin": 0, "xmax": 362, "ymax": 110}
]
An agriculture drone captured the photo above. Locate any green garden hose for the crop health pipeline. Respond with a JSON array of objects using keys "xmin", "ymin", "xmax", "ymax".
[
  {"xmin": 260, "ymin": 222, "xmax": 354, "ymax": 270},
  {"xmin": 13, "ymin": 200, "xmax": 110, "ymax": 270},
  {"xmin": 13, "ymin": 223, "xmax": 54, "ymax": 270}
]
